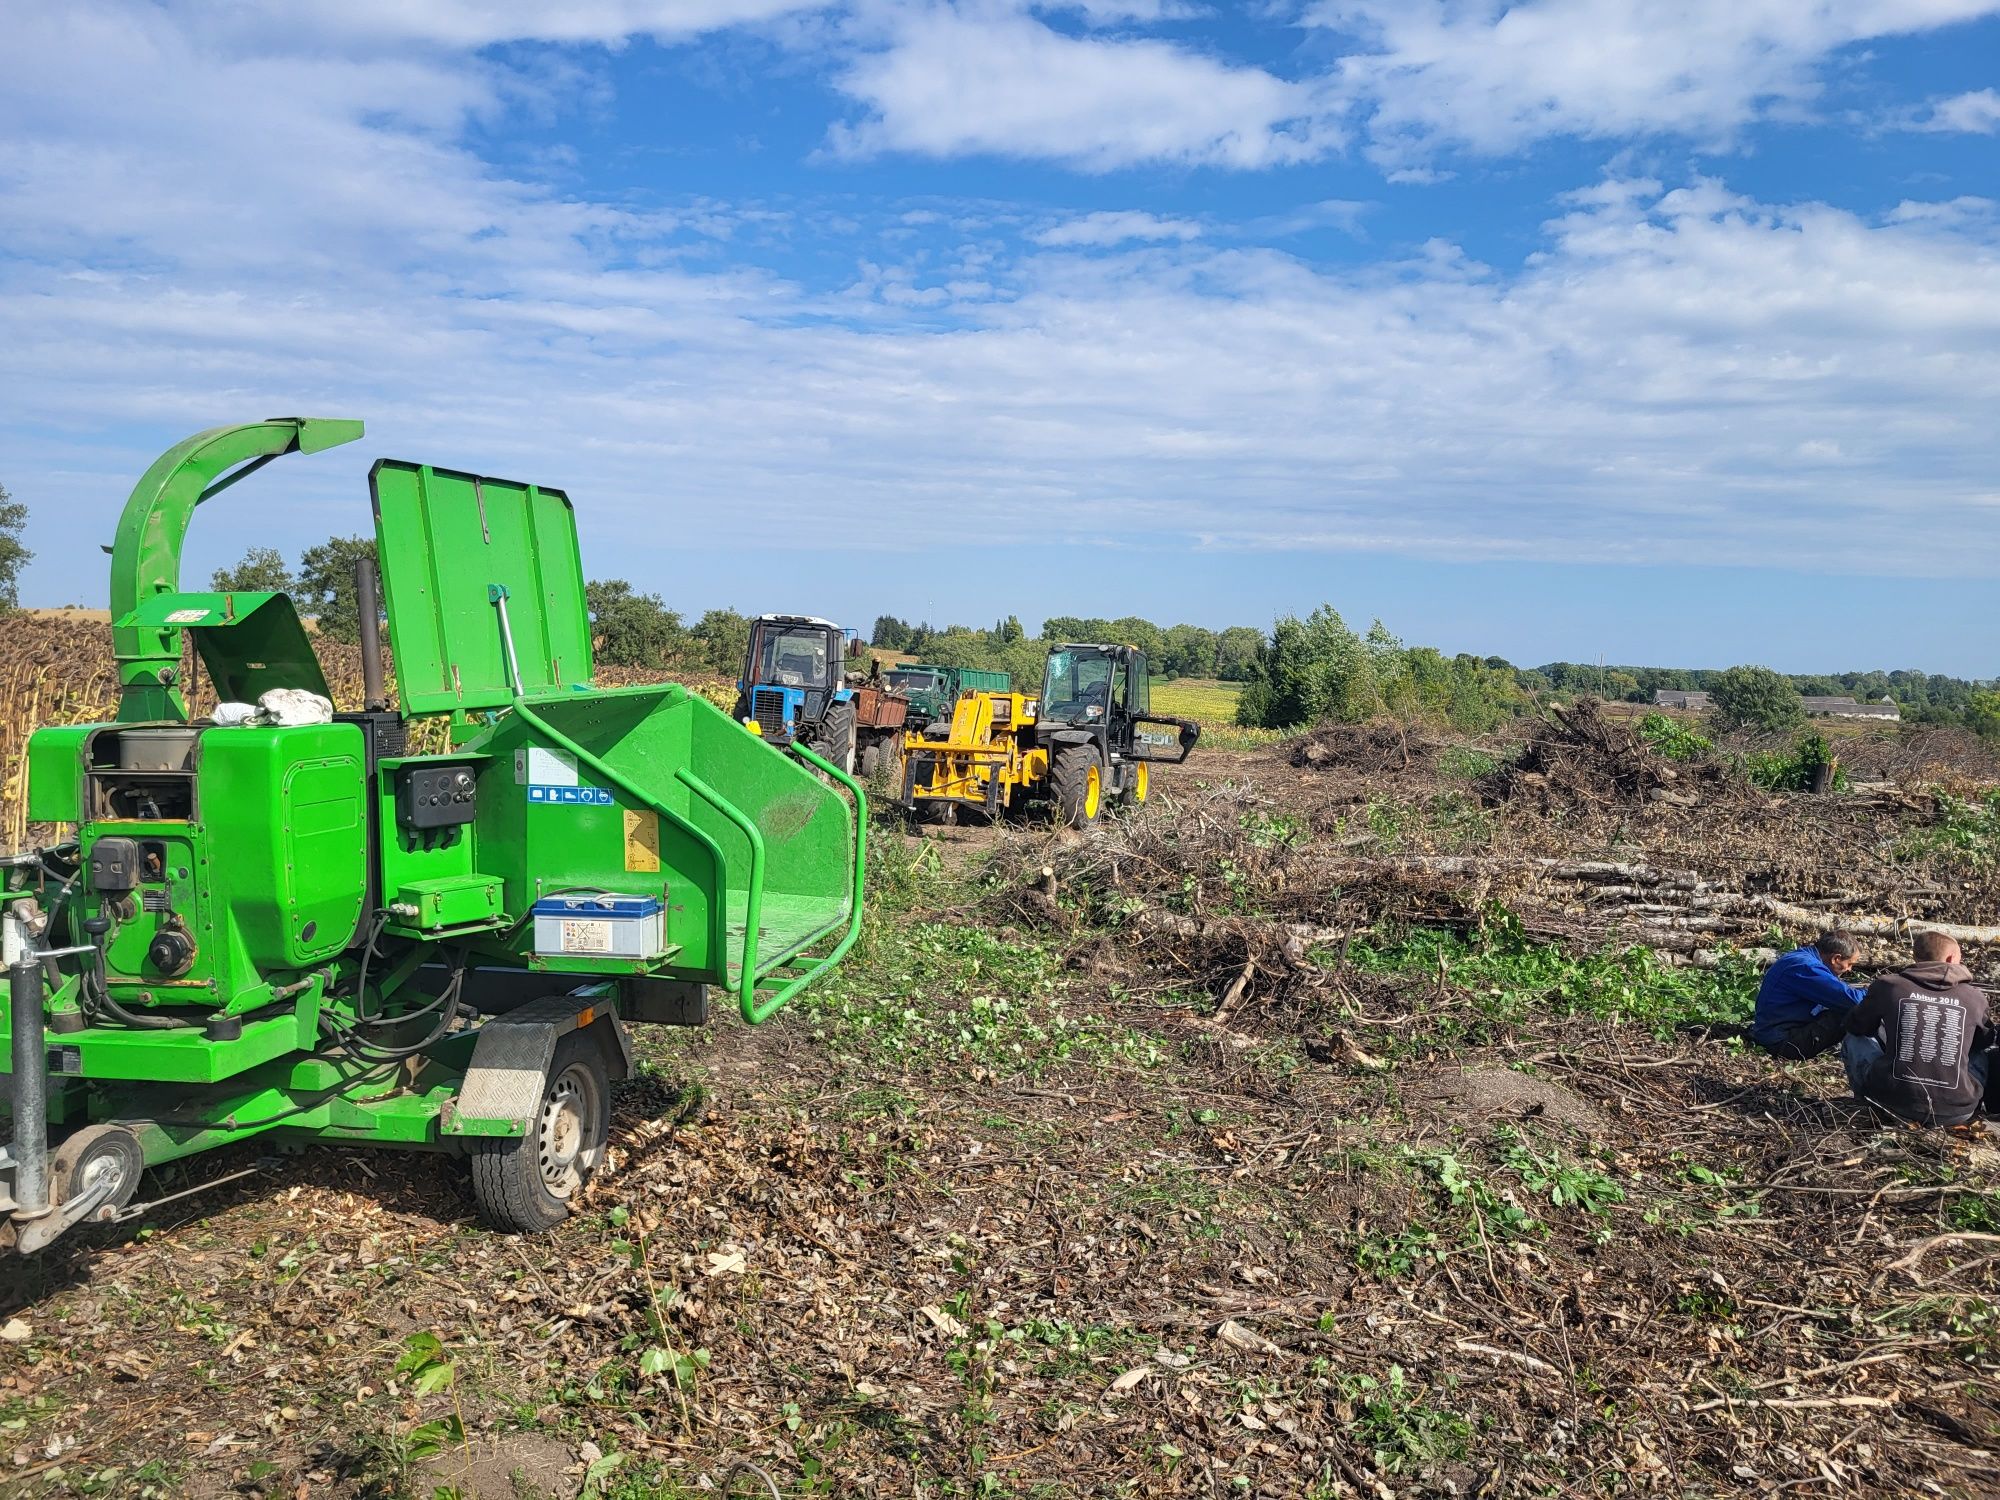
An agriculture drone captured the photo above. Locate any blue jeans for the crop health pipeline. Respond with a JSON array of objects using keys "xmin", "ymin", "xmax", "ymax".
[{"xmin": 1841, "ymin": 1034, "xmax": 1885, "ymax": 1096}]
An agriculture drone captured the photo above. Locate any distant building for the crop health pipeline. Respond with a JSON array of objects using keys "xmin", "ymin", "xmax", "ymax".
[
  {"xmin": 1653, "ymin": 690, "xmax": 1711, "ymax": 711},
  {"xmin": 1801, "ymin": 696, "xmax": 1900, "ymax": 721}
]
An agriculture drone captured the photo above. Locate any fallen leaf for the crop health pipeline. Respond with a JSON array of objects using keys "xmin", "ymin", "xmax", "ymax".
[
  {"xmin": 0, "ymin": 1321, "xmax": 28, "ymax": 1344},
  {"xmin": 704, "ymin": 1249, "xmax": 747, "ymax": 1277},
  {"xmin": 921, "ymin": 1304, "xmax": 969, "ymax": 1338},
  {"xmin": 1213, "ymin": 1319, "xmax": 1283, "ymax": 1356},
  {"xmin": 1109, "ymin": 1366, "xmax": 1153, "ymax": 1393}
]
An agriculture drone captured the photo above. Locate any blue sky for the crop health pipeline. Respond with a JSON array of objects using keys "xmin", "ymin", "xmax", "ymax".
[{"xmin": 2, "ymin": 1, "xmax": 1998, "ymax": 674}]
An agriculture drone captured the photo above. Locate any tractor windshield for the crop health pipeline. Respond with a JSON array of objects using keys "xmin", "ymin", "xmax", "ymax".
[
  {"xmin": 1041, "ymin": 648, "xmax": 1118, "ymax": 724},
  {"xmin": 756, "ymin": 626, "xmax": 834, "ymax": 690}
]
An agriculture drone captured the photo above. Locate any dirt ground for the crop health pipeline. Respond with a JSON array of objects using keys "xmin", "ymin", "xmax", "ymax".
[{"xmin": 4, "ymin": 729, "xmax": 2000, "ymax": 1497}]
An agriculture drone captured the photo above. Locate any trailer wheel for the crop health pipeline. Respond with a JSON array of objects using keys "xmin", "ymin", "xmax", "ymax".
[
  {"xmin": 1052, "ymin": 744, "xmax": 1103, "ymax": 827},
  {"xmin": 469, "ymin": 1032, "xmax": 609, "ymax": 1233},
  {"xmin": 860, "ymin": 740, "xmax": 884, "ymax": 778},
  {"xmin": 51, "ymin": 1125, "xmax": 144, "ymax": 1215}
]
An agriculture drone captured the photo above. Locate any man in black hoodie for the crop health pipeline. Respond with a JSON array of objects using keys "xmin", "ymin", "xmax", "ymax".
[{"xmin": 1843, "ymin": 931, "xmax": 1995, "ymax": 1127}]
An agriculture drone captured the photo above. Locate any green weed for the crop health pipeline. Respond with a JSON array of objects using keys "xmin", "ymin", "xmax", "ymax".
[
  {"xmin": 1351, "ymin": 910, "xmax": 1756, "ymax": 1037},
  {"xmin": 1638, "ymin": 713, "xmax": 1713, "ymax": 762}
]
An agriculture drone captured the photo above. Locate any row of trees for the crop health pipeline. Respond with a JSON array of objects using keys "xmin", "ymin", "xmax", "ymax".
[
  {"xmin": 871, "ymin": 615, "xmax": 1264, "ymax": 682},
  {"xmin": 1536, "ymin": 660, "xmax": 1988, "ymax": 726},
  {"xmin": 195, "ymin": 539, "xmax": 2000, "ymax": 739},
  {"xmin": 1233, "ymin": 608, "xmax": 1527, "ymax": 732}
]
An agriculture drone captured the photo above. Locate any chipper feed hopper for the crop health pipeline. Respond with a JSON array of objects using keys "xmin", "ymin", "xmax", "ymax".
[{"xmin": 0, "ymin": 419, "xmax": 864, "ymax": 1254}]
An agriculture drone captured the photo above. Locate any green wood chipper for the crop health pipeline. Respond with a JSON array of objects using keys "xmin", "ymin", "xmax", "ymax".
[{"xmin": 0, "ymin": 419, "xmax": 864, "ymax": 1254}]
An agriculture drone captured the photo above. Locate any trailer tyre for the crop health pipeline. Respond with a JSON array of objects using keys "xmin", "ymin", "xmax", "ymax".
[
  {"xmin": 52, "ymin": 1125, "xmax": 144, "ymax": 1215},
  {"xmin": 1052, "ymin": 744, "xmax": 1103, "ymax": 827},
  {"xmin": 469, "ymin": 1032, "xmax": 610, "ymax": 1233}
]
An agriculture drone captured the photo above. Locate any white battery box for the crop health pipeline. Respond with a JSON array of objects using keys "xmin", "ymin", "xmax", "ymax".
[{"xmin": 530, "ymin": 892, "xmax": 665, "ymax": 960}]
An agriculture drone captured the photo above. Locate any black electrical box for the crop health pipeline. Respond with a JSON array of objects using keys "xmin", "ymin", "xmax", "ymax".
[
  {"xmin": 88, "ymin": 837, "xmax": 141, "ymax": 893},
  {"xmin": 397, "ymin": 763, "xmax": 479, "ymax": 831}
]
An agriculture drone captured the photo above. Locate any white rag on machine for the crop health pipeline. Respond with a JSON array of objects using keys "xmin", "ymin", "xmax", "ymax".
[{"xmin": 211, "ymin": 688, "xmax": 336, "ymax": 727}]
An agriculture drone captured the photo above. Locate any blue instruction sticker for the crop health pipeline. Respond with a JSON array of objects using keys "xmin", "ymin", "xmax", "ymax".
[{"xmin": 528, "ymin": 785, "xmax": 614, "ymax": 806}]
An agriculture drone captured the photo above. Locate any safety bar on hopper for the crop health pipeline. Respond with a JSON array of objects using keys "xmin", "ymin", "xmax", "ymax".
[
  {"xmin": 739, "ymin": 741, "xmax": 865, "ymax": 1025},
  {"xmin": 491, "ymin": 589, "xmax": 866, "ymax": 1026}
]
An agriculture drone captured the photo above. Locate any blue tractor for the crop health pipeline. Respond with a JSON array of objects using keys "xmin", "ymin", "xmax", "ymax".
[{"xmin": 733, "ymin": 614, "xmax": 858, "ymax": 773}]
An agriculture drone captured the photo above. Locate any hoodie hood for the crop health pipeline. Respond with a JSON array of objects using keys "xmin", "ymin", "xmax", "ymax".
[{"xmin": 1902, "ymin": 960, "xmax": 1973, "ymax": 990}]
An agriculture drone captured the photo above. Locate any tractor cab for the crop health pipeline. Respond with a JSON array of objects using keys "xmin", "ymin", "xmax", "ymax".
[{"xmin": 735, "ymin": 614, "xmax": 857, "ymax": 770}]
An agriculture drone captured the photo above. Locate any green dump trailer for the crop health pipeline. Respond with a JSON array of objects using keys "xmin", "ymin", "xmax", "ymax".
[
  {"xmin": 0, "ymin": 420, "xmax": 864, "ymax": 1254},
  {"xmin": 882, "ymin": 664, "xmax": 1011, "ymax": 728}
]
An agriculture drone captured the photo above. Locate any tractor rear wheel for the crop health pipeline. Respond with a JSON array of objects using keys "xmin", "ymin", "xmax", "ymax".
[
  {"xmin": 469, "ymin": 1032, "xmax": 610, "ymax": 1233},
  {"xmin": 1051, "ymin": 744, "xmax": 1104, "ymax": 827},
  {"xmin": 809, "ymin": 700, "xmax": 857, "ymax": 775}
]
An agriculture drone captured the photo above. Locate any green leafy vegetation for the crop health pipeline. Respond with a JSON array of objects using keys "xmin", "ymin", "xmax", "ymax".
[
  {"xmin": 1742, "ymin": 730, "xmax": 1850, "ymax": 792},
  {"xmin": 1895, "ymin": 788, "xmax": 2000, "ymax": 871},
  {"xmin": 1234, "ymin": 607, "xmax": 1526, "ymax": 733},
  {"xmin": 1349, "ymin": 913, "xmax": 1757, "ymax": 1037},
  {"xmin": 209, "ymin": 544, "xmax": 293, "ymax": 595},
  {"xmin": 1707, "ymin": 664, "xmax": 1806, "ymax": 733},
  {"xmin": 1638, "ymin": 712, "xmax": 1714, "ymax": 762},
  {"xmin": 0, "ymin": 480, "xmax": 28, "ymax": 611}
]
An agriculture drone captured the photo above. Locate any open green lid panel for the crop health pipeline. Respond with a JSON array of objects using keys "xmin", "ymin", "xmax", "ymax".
[
  {"xmin": 370, "ymin": 460, "xmax": 593, "ymax": 715},
  {"xmin": 115, "ymin": 590, "xmax": 332, "ymax": 706}
]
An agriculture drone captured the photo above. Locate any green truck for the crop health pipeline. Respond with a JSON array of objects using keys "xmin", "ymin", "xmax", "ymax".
[
  {"xmin": 0, "ymin": 420, "xmax": 865, "ymax": 1254},
  {"xmin": 882, "ymin": 664, "xmax": 1012, "ymax": 729}
]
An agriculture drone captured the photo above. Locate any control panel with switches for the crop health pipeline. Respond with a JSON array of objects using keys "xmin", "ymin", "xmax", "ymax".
[{"xmin": 396, "ymin": 762, "xmax": 480, "ymax": 831}]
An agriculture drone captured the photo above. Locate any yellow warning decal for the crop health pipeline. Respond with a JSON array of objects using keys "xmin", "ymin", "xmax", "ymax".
[{"xmin": 624, "ymin": 808, "xmax": 661, "ymax": 872}]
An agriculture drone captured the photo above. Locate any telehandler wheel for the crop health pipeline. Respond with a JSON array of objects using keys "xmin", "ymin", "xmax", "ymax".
[
  {"xmin": 1121, "ymin": 762, "xmax": 1150, "ymax": 808},
  {"xmin": 809, "ymin": 700, "xmax": 857, "ymax": 775},
  {"xmin": 51, "ymin": 1125, "xmax": 145, "ymax": 1216},
  {"xmin": 469, "ymin": 1032, "xmax": 610, "ymax": 1233},
  {"xmin": 1051, "ymin": 744, "xmax": 1104, "ymax": 828}
]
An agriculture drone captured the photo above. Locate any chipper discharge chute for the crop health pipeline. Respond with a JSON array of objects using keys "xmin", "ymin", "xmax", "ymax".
[{"xmin": 0, "ymin": 421, "xmax": 864, "ymax": 1255}]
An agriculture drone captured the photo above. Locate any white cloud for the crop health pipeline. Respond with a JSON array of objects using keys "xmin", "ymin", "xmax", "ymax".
[
  {"xmin": 1033, "ymin": 211, "xmax": 1203, "ymax": 247},
  {"xmin": 1897, "ymin": 87, "xmax": 2000, "ymax": 133},
  {"xmin": 1313, "ymin": 0, "xmax": 2000, "ymax": 158},
  {"xmin": 829, "ymin": 2, "xmax": 1337, "ymax": 169},
  {"xmin": 5, "ymin": 0, "xmax": 2000, "ymax": 614},
  {"xmin": 210, "ymin": 0, "xmax": 830, "ymax": 48}
]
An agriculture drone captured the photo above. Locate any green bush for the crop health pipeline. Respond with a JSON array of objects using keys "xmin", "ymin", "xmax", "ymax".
[
  {"xmin": 1638, "ymin": 712, "xmax": 1713, "ymax": 762},
  {"xmin": 1742, "ymin": 731, "xmax": 1849, "ymax": 792},
  {"xmin": 1235, "ymin": 606, "xmax": 1525, "ymax": 731},
  {"xmin": 1708, "ymin": 664, "xmax": 1806, "ymax": 733}
]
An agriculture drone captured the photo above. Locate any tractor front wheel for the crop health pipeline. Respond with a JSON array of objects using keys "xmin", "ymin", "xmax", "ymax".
[
  {"xmin": 809, "ymin": 700, "xmax": 858, "ymax": 775},
  {"xmin": 1051, "ymin": 744, "xmax": 1104, "ymax": 827},
  {"xmin": 469, "ymin": 1032, "xmax": 610, "ymax": 1233}
]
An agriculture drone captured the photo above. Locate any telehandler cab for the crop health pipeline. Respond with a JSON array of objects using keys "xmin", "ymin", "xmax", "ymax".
[{"xmin": 0, "ymin": 421, "xmax": 865, "ymax": 1255}]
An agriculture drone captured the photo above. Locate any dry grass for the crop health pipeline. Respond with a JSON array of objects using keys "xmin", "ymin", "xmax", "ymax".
[{"xmin": 0, "ymin": 613, "xmax": 732, "ymax": 844}]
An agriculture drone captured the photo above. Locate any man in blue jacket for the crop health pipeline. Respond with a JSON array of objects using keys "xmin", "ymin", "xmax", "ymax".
[{"xmin": 1752, "ymin": 932, "xmax": 1866, "ymax": 1059}]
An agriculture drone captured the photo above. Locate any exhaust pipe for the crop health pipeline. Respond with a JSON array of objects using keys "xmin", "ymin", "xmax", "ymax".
[{"xmin": 355, "ymin": 554, "xmax": 388, "ymax": 712}]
